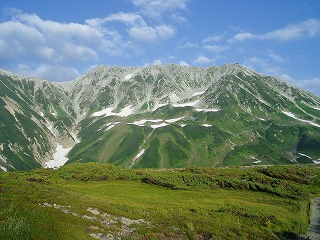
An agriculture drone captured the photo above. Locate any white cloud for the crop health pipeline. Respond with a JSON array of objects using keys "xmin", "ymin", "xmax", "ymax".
[
  {"xmin": 0, "ymin": 9, "xmax": 178, "ymax": 81},
  {"xmin": 129, "ymin": 24, "xmax": 175, "ymax": 42},
  {"xmin": 132, "ymin": 0, "xmax": 189, "ymax": 21},
  {"xmin": 87, "ymin": 12, "xmax": 176, "ymax": 43},
  {"xmin": 204, "ymin": 44, "xmax": 229, "ymax": 52},
  {"xmin": 229, "ymin": 18, "xmax": 320, "ymax": 42},
  {"xmin": 178, "ymin": 61, "xmax": 189, "ymax": 66},
  {"xmin": 183, "ymin": 42, "xmax": 198, "ymax": 48},
  {"xmin": 266, "ymin": 51, "xmax": 285, "ymax": 63},
  {"xmin": 290, "ymin": 77, "xmax": 320, "ymax": 96},
  {"xmin": 16, "ymin": 64, "xmax": 80, "ymax": 82},
  {"xmin": 203, "ymin": 34, "xmax": 224, "ymax": 43},
  {"xmin": 229, "ymin": 32, "xmax": 256, "ymax": 42},
  {"xmin": 0, "ymin": 10, "xmax": 124, "ymax": 67},
  {"xmin": 262, "ymin": 18, "xmax": 320, "ymax": 41},
  {"xmin": 153, "ymin": 59, "xmax": 162, "ymax": 65},
  {"xmin": 193, "ymin": 55, "xmax": 213, "ymax": 65}
]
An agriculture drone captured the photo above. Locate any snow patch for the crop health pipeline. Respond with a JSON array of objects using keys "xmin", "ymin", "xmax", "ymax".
[
  {"xmin": 0, "ymin": 155, "xmax": 7, "ymax": 163},
  {"xmin": 93, "ymin": 105, "xmax": 134, "ymax": 117},
  {"xmin": 282, "ymin": 111, "xmax": 320, "ymax": 128},
  {"xmin": 253, "ymin": 160, "xmax": 262, "ymax": 164},
  {"xmin": 70, "ymin": 132, "xmax": 80, "ymax": 143},
  {"xmin": 195, "ymin": 108, "xmax": 219, "ymax": 113},
  {"xmin": 298, "ymin": 152, "xmax": 312, "ymax": 159},
  {"xmin": 130, "ymin": 149, "xmax": 145, "ymax": 168},
  {"xmin": 45, "ymin": 144, "xmax": 72, "ymax": 168},
  {"xmin": 106, "ymin": 122, "xmax": 120, "ymax": 131},
  {"xmin": 165, "ymin": 117, "xmax": 184, "ymax": 123},
  {"xmin": 192, "ymin": 91, "xmax": 205, "ymax": 97},
  {"xmin": 310, "ymin": 106, "xmax": 320, "ymax": 111},
  {"xmin": 152, "ymin": 103, "xmax": 166, "ymax": 111},
  {"xmin": 173, "ymin": 100, "xmax": 200, "ymax": 108},
  {"xmin": 150, "ymin": 123, "xmax": 169, "ymax": 129},
  {"xmin": 202, "ymin": 124, "xmax": 212, "ymax": 127},
  {"xmin": 180, "ymin": 124, "xmax": 187, "ymax": 127},
  {"xmin": 130, "ymin": 119, "xmax": 162, "ymax": 126},
  {"xmin": 0, "ymin": 166, "xmax": 7, "ymax": 172},
  {"xmin": 124, "ymin": 73, "xmax": 134, "ymax": 80},
  {"xmin": 169, "ymin": 93, "xmax": 180, "ymax": 103}
]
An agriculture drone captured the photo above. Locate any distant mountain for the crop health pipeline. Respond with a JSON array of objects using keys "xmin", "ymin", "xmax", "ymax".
[{"xmin": 1, "ymin": 64, "xmax": 320, "ymax": 171}]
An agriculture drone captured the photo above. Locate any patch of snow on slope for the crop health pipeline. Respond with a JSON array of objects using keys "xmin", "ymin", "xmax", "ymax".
[
  {"xmin": 70, "ymin": 132, "xmax": 80, "ymax": 143},
  {"xmin": 192, "ymin": 91, "xmax": 205, "ymax": 97},
  {"xmin": 202, "ymin": 124, "xmax": 212, "ymax": 127},
  {"xmin": 93, "ymin": 107, "xmax": 113, "ymax": 117},
  {"xmin": 152, "ymin": 103, "xmax": 166, "ymax": 111},
  {"xmin": 124, "ymin": 73, "xmax": 134, "ymax": 80},
  {"xmin": 151, "ymin": 123, "xmax": 169, "ymax": 129},
  {"xmin": 195, "ymin": 108, "xmax": 219, "ymax": 113},
  {"xmin": 0, "ymin": 166, "xmax": 7, "ymax": 172},
  {"xmin": 283, "ymin": 111, "xmax": 320, "ymax": 128},
  {"xmin": 93, "ymin": 105, "xmax": 134, "ymax": 117},
  {"xmin": 106, "ymin": 122, "xmax": 120, "ymax": 131},
  {"xmin": 173, "ymin": 100, "xmax": 200, "ymax": 108},
  {"xmin": 130, "ymin": 119, "xmax": 162, "ymax": 126},
  {"xmin": 0, "ymin": 155, "xmax": 7, "ymax": 163},
  {"xmin": 45, "ymin": 144, "xmax": 72, "ymax": 168},
  {"xmin": 309, "ymin": 106, "xmax": 320, "ymax": 111},
  {"xmin": 130, "ymin": 149, "xmax": 145, "ymax": 168},
  {"xmin": 169, "ymin": 93, "xmax": 180, "ymax": 103},
  {"xmin": 253, "ymin": 160, "xmax": 262, "ymax": 164},
  {"xmin": 298, "ymin": 152, "xmax": 312, "ymax": 159},
  {"xmin": 165, "ymin": 117, "xmax": 184, "ymax": 123}
]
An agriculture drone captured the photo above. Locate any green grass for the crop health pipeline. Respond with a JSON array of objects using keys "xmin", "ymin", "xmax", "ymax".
[{"xmin": 0, "ymin": 163, "xmax": 319, "ymax": 239}]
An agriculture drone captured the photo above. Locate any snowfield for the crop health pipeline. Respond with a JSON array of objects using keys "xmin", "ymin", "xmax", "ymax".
[
  {"xmin": 130, "ymin": 149, "xmax": 145, "ymax": 168},
  {"xmin": 283, "ymin": 111, "xmax": 320, "ymax": 128},
  {"xmin": 93, "ymin": 105, "xmax": 134, "ymax": 117},
  {"xmin": 172, "ymin": 100, "xmax": 200, "ymax": 108},
  {"xmin": 165, "ymin": 117, "xmax": 184, "ymax": 123},
  {"xmin": 45, "ymin": 144, "xmax": 72, "ymax": 168},
  {"xmin": 129, "ymin": 119, "xmax": 163, "ymax": 126},
  {"xmin": 0, "ymin": 166, "xmax": 7, "ymax": 172},
  {"xmin": 124, "ymin": 73, "xmax": 134, "ymax": 80},
  {"xmin": 151, "ymin": 123, "xmax": 169, "ymax": 129},
  {"xmin": 192, "ymin": 91, "xmax": 206, "ymax": 97},
  {"xmin": 196, "ymin": 108, "xmax": 219, "ymax": 113}
]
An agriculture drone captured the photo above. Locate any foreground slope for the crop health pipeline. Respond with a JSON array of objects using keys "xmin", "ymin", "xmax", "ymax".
[
  {"xmin": 1, "ymin": 163, "xmax": 319, "ymax": 239},
  {"xmin": 1, "ymin": 64, "xmax": 320, "ymax": 170}
]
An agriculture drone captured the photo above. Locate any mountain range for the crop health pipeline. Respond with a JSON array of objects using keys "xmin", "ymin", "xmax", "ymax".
[{"xmin": 0, "ymin": 64, "xmax": 320, "ymax": 171}]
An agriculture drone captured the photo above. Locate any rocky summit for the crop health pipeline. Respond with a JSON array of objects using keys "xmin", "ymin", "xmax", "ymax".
[{"xmin": 0, "ymin": 64, "xmax": 320, "ymax": 171}]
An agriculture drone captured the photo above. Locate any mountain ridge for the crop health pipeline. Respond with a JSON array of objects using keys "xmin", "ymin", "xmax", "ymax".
[{"xmin": 0, "ymin": 64, "xmax": 320, "ymax": 171}]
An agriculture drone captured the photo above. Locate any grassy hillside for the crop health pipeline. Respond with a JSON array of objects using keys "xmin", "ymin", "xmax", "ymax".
[{"xmin": 1, "ymin": 163, "xmax": 319, "ymax": 239}]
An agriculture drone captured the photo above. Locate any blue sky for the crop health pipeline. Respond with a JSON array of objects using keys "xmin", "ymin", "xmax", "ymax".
[{"xmin": 0, "ymin": 0, "xmax": 320, "ymax": 96}]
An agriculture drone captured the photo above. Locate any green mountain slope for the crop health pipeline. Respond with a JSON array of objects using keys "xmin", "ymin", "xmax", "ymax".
[{"xmin": 1, "ymin": 64, "xmax": 320, "ymax": 171}]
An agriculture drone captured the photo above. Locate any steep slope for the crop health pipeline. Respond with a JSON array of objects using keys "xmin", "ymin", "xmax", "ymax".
[
  {"xmin": 1, "ymin": 64, "xmax": 320, "ymax": 171},
  {"xmin": 0, "ymin": 70, "xmax": 77, "ymax": 171}
]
